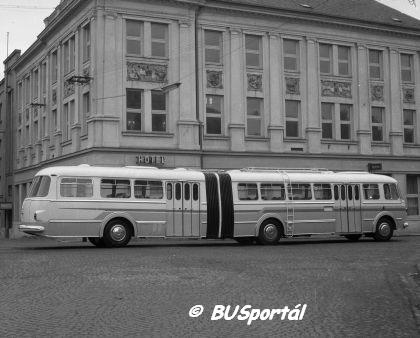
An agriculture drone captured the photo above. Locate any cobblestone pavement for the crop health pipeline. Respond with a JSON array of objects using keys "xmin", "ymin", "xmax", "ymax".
[{"xmin": 0, "ymin": 236, "xmax": 419, "ymax": 337}]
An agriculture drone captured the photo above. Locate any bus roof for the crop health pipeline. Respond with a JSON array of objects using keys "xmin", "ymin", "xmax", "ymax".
[{"xmin": 35, "ymin": 165, "xmax": 397, "ymax": 184}]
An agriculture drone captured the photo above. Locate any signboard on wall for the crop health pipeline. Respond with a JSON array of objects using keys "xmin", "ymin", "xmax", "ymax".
[
  {"xmin": 135, "ymin": 155, "xmax": 166, "ymax": 166},
  {"xmin": 367, "ymin": 163, "xmax": 382, "ymax": 172}
]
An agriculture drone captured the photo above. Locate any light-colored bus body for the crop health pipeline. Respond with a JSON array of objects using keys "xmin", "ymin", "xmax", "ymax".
[{"xmin": 19, "ymin": 165, "xmax": 408, "ymax": 246}]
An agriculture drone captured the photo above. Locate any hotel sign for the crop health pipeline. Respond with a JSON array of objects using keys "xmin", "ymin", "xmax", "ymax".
[
  {"xmin": 136, "ymin": 155, "xmax": 166, "ymax": 166},
  {"xmin": 367, "ymin": 163, "xmax": 382, "ymax": 172}
]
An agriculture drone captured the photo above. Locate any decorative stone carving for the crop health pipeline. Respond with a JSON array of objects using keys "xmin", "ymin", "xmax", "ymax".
[
  {"xmin": 206, "ymin": 70, "xmax": 223, "ymax": 89},
  {"xmin": 127, "ymin": 62, "xmax": 168, "ymax": 83},
  {"xmin": 321, "ymin": 80, "xmax": 352, "ymax": 98},
  {"xmin": 52, "ymin": 89, "xmax": 57, "ymax": 105},
  {"xmin": 371, "ymin": 84, "xmax": 384, "ymax": 102},
  {"xmin": 403, "ymin": 87, "xmax": 415, "ymax": 103},
  {"xmin": 247, "ymin": 73, "xmax": 262, "ymax": 91},
  {"xmin": 285, "ymin": 77, "xmax": 300, "ymax": 95},
  {"xmin": 64, "ymin": 81, "xmax": 75, "ymax": 98}
]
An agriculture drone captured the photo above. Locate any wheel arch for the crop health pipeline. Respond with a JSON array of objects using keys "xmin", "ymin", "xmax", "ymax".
[
  {"xmin": 100, "ymin": 212, "xmax": 136, "ymax": 237},
  {"xmin": 255, "ymin": 214, "xmax": 285, "ymax": 237},
  {"xmin": 373, "ymin": 212, "xmax": 396, "ymax": 231}
]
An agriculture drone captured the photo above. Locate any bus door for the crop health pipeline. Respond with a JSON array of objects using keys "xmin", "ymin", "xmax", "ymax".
[
  {"xmin": 334, "ymin": 184, "xmax": 362, "ymax": 233},
  {"xmin": 166, "ymin": 182, "xmax": 200, "ymax": 237}
]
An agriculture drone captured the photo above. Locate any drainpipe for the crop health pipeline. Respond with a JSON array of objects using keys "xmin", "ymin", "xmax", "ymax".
[{"xmin": 195, "ymin": 5, "xmax": 203, "ymax": 169}]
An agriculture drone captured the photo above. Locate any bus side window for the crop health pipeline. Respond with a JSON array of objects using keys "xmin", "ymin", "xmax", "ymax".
[
  {"xmin": 100, "ymin": 179, "xmax": 131, "ymax": 198},
  {"xmin": 185, "ymin": 183, "xmax": 190, "ymax": 201},
  {"xmin": 238, "ymin": 183, "xmax": 258, "ymax": 200},
  {"xmin": 314, "ymin": 184, "xmax": 332, "ymax": 200},
  {"xmin": 347, "ymin": 185, "xmax": 353, "ymax": 200},
  {"xmin": 355, "ymin": 185, "xmax": 359, "ymax": 200},
  {"xmin": 340, "ymin": 185, "xmax": 346, "ymax": 200},
  {"xmin": 384, "ymin": 183, "xmax": 399, "ymax": 200},
  {"xmin": 260, "ymin": 183, "xmax": 285, "ymax": 200},
  {"xmin": 175, "ymin": 183, "xmax": 181, "ymax": 200},
  {"xmin": 290, "ymin": 183, "xmax": 312, "ymax": 200},
  {"xmin": 167, "ymin": 183, "xmax": 172, "ymax": 200},
  {"xmin": 334, "ymin": 185, "xmax": 339, "ymax": 200},
  {"xmin": 390, "ymin": 184, "xmax": 399, "ymax": 200},
  {"xmin": 384, "ymin": 184, "xmax": 391, "ymax": 200},
  {"xmin": 193, "ymin": 184, "xmax": 199, "ymax": 201},
  {"xmin": 363, "ymin": 184, "xmax": 380, "ymax": 200}
]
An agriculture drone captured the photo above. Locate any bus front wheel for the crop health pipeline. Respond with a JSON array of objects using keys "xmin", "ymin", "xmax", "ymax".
[
  {"xmin": 258, "ymin": 220, "xmax": 281, "ymax": 245},
  {"xmin": 373, "ymin": 218, "xmax": 394, "ymax": 241},
  {"xmin": 103, "ymin": 219, "xmax": 132, "ymax": 248}
]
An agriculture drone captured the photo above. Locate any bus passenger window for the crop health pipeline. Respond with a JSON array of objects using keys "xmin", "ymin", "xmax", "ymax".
[
  {"xmin": 134, "ymin": 180, "xmax": 163, "ymax": 199},
  {"xmin": 60, "ymin": 177, "xmax": 93, "ymax": 197},
  {"xmin": 185, "ymin": 183, "xmax": 190, "ymax": 201},
  {"xmin": 340, "ymin": 185, "xmax": 346, "ymax": 200},
  {"xmin": 355, "ymin": 185, "xmax": 359, "ymax": 200},
  {"xmin": 334, "ymin": 185, "xmax": 339, "ymax": 200},
  {"xmin": 363, "ymin": 184, "xmax": 380, "ymax": 200},
  {"xmin": 289, "ymin": 184, "xmax": 312, "ymax": 200},
  {"xmin": 193, "ymin": 184, "xmax": 199, "ymax": 201},
  {"xmin": 347, "ymin": 186, "xmax": 353, "ymax": 200},
  {"xmin": 167, "ymin": 183, "xmax": 172, "ymax": 200},
  {"xmin": 175, "ymin": 183, "xmax": 181, "ymax": 200},
  {"xmin": 260, "ymin": 183, "xmax": 285, "ymax": 200},
  {"xmin": 100, "ymin": 179, "xmax": 131, "ymax": 198},
  {"xmin": 314, "ymin": 184, "xmax": 332, "ymax": 200},
  {"xmin": 384, "ymin": 184, "xmax": 399, "ymax": 200},
  {"xmin": 238, "ymin": 183, "xmax": 258, "ymax": 200}
]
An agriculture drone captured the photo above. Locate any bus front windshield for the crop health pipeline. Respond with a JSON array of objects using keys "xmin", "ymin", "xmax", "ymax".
[{"xmin": 28, "ymin": 176, "xmax": 51, "ymax": 197}]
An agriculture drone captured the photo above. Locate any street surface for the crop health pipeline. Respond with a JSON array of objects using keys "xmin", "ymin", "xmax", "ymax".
[{"xmin": 0, "ymin": 236, "xmax": 419, "ymax": 337}]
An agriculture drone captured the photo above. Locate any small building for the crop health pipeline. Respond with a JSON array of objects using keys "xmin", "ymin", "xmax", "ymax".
[{"xmin": 2, "ymin": 0, "xmax": 420, "ymax": 236}]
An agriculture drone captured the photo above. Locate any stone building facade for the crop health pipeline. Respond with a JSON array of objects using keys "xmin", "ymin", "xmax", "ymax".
[{"xmin": 2, "ymin": 0, "xmax": 420, "ymax": 236}]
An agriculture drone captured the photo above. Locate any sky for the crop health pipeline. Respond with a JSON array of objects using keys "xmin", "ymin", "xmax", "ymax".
[{"xmin": 0, "ymin": 0, "xmax": 420, "ymax": 74}]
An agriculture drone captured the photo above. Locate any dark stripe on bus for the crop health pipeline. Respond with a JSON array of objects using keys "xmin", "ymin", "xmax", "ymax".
[
  {"xmin": 219, "ymin": 173, "xmax": 234, "ymax": 238},
  {"xmin": 204, "ymin": 173, "xmax": 220, "ymax": 238}
]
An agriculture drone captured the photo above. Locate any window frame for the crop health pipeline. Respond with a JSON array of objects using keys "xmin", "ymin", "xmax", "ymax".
[
  {"xmin": 151, "ymin": 90, "xmax": 167, "ymax": 132},
  {"xmin": 403, "ymin": 109, "xmax": 415, "ymax": 144},
  {"xmin": 401, "ymin": 53, "xmax": 414, "ymax": 83},
  {"xmin": 246, "ymin": 97, "xmax": 263, "ymax": 136},
  {"xmin": 205, "ymin": 94, "xmax": 223, "ymax": 135},
  {"xmin": 371, "ymin": 106, "xmax": 384, "ymax": 142},
  {"xmin": 204, "ymin": 30, "xmax": 223, "ymax": 65},
  {"xmin": 126, "ymin": 88, "xmax": 143, "ymax": 131},
  {"xmin": 151, "ymin": 22, "xmax": 168, "ymax": 58},
  {"xmin": 59, "ymin": 177, "xmax": 94, "ymax": 198},
  {"xmin": 126, "ymin": 19, "xmax": 143, "ymax": 56},
  {"xmin": 321, "ymin": 102, "xmax": 334, "ymax": 139},
  {"xmin": 369, "ymin": 49, "xmax": 383, "ymax": 80},
  {"xmin": 285, "ymin": 100, "xmax": 300, "ymax": 138},
  {"xmin": 337, "ymin": 45, "xmax": 351, "ymax": 76},
  {"xmin": 283, "ymin": 39, "xmax": 299, "ymax": 72},
  {"xmin": 319, "ymin": 43, "xmax": 332, "ymax": 75},
  {"xmin": 407, "ymin": 175, "xmax": 419, "ymax": 216},
  {"xmin": 245, "ymin": 34, "xmax": 262, "ymax": 69}
]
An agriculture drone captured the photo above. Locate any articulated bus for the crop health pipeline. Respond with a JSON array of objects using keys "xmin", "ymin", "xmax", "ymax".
[{"xmin": 19, "ymin": 165, "xmax": 408, "ymax": 247}]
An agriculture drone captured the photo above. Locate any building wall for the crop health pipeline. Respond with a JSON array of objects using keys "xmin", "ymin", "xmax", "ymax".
[{"xmin": 4, "ymin": 0, "xmax": 420, "ymax": 237}]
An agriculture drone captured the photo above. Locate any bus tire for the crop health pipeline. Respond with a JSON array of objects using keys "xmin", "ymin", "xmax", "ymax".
[
  {"xmin": 258, "ymin": 219, "xmax": 281, "ymax": 245},
  {"xmin": 373, "ymin": 217, "xmax": 394, "ymax": 241},
  {"xmin": 102, "ymin": 219, "xmax": 132, "ymax": 248},
  {"xmin": 234, "ymin": 237, "xmax": 255, "ymax": 245},
  {"xmin": 344, "ymin": 234, "xmax": 362, "ymax": 241},
  {"xmin": 88, "ymin": 237, "xmax": 106, "ymax": 247}
]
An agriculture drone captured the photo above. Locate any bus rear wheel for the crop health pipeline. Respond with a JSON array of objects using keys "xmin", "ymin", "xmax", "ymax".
[
  {"xmin": 103, "ymin": 219, "xmax": 132, "ymax": 248},
  {"xmin": 258, "ymin": 220, "xmax": 281, "ymax": 245},
  {"xmin": 373, "ymin": 218, "xmax": 394, "ymax": 241}
]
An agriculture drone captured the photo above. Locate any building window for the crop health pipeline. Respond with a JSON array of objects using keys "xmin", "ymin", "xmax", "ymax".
[
  {"xmin": 63, "ymin": 100, "xmax": 74, "ymax": 140},
  {"xmin": 82, "ymin": 23, "xmax": 91, "ymax": 62},
  {"xmin": 371, "ymin": 106, "xmax": 384, "ymax": 141},
  {"xmin": 63, "ymin": 36, "xmax": 75, "ymax": 74},
  {"xmin": 33, "ymin": 120, "xmax": 39, "ymax": 143},
  {"xmin": 245, "ymin": 35, "xmax": 262, "ymax": 68},
  {"xmin": 321, "ymin": 103, "xmax": 334, "ymax": 139},
  {"xmin": 285, "ymin": 100, "xmax": 300, "ymax": 138},
  {"xmin": 369, "ymin": 49, "xmax": 382, "ymax": 80},
  {"xmin": 42, "ymin": 115, "xmax": 47, "ymax": 137},
  {"xmin": 51, "ymin": 51, "xmax": 58, "ymax": 83},
  {"xmin": 407, "ymin": 175, "xmax": 419, "ymax": 215},
  {"xmin": 25, "ymin": 125, "xmax": 30, "ymax": 146},
  {"xmin": 319, "ymin": 44, "xmax": 332, "ymax": 74},
  {"xmin": 338, "ymin": 46, "xmax": 351, "ymax": 76},
  {"xmin": 41, "ymin": 63, "xmax": 47, "ymax": 95},
  {"xmin": 151, "ymin": 90, "xmax": 167, "ymax": 132},
  {"xmin": 340, "ymin": 104, "xmax": 352, "ymax": 140},
  {"xmin": 25, "ymin": 77, "xmax": 30, "ymax": 105},
  {"xmin": 82, "ymin": 92, "xmax": 90, "ymax": 135},
  {"xmin": 204, "ymin": 30, "xmax": 223, "ymax": 64},
  {"xmin": 52, "ymin": 109, "xmax": 57, "ymax": 131},
  {"xmin": 126, "ymin": 89, "xmax": 142, "ymax": 131},
  {"xmin": 283, "ymin": 39, "xmax": 299, "ymax": 72},
  {"xmin": 404, "ymin": 109, "xmax": 415, "ymax": 144},
  {"xmin": 18, "ymin": 82, "xmax": 22, "ymax": 109},
  {"xmin": 206, "ymin": 94, "xmax": 223, "ymax": 135},
  {"xmin": 401, "ymin": 53, "xmax": 413, "ymax": 83},
  {"xmin": 126, "ymin": 20, "xmax": 142, "ymax": 55},
  {"xmin": 247, "ymin": 97, "xmax": 263, "ymax": 136},
  {"xmin": 151, "ymin": 23, "xmax": 168, "ymax": 58},
  {"xmin": 32, "ymin": 69, "xmax": 39, "ymax": 99}
]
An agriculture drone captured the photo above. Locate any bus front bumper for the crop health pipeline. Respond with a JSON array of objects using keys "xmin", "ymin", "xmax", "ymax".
[{"xmin": 19, "ymin": 224, "xmax": 45, "ymax": 233}]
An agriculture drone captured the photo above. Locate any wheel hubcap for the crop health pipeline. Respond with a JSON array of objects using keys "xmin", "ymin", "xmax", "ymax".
[
  {"xmin": 378, "ymin": 222, "xmax": 391, "ymax": 237},
  {"xmin": 264, "ymin": 224, "xmax": 278, "ymax": 241},
  {"xmin": 110, "ymin": 224, "xmax": 126, "ymax": 242}
]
